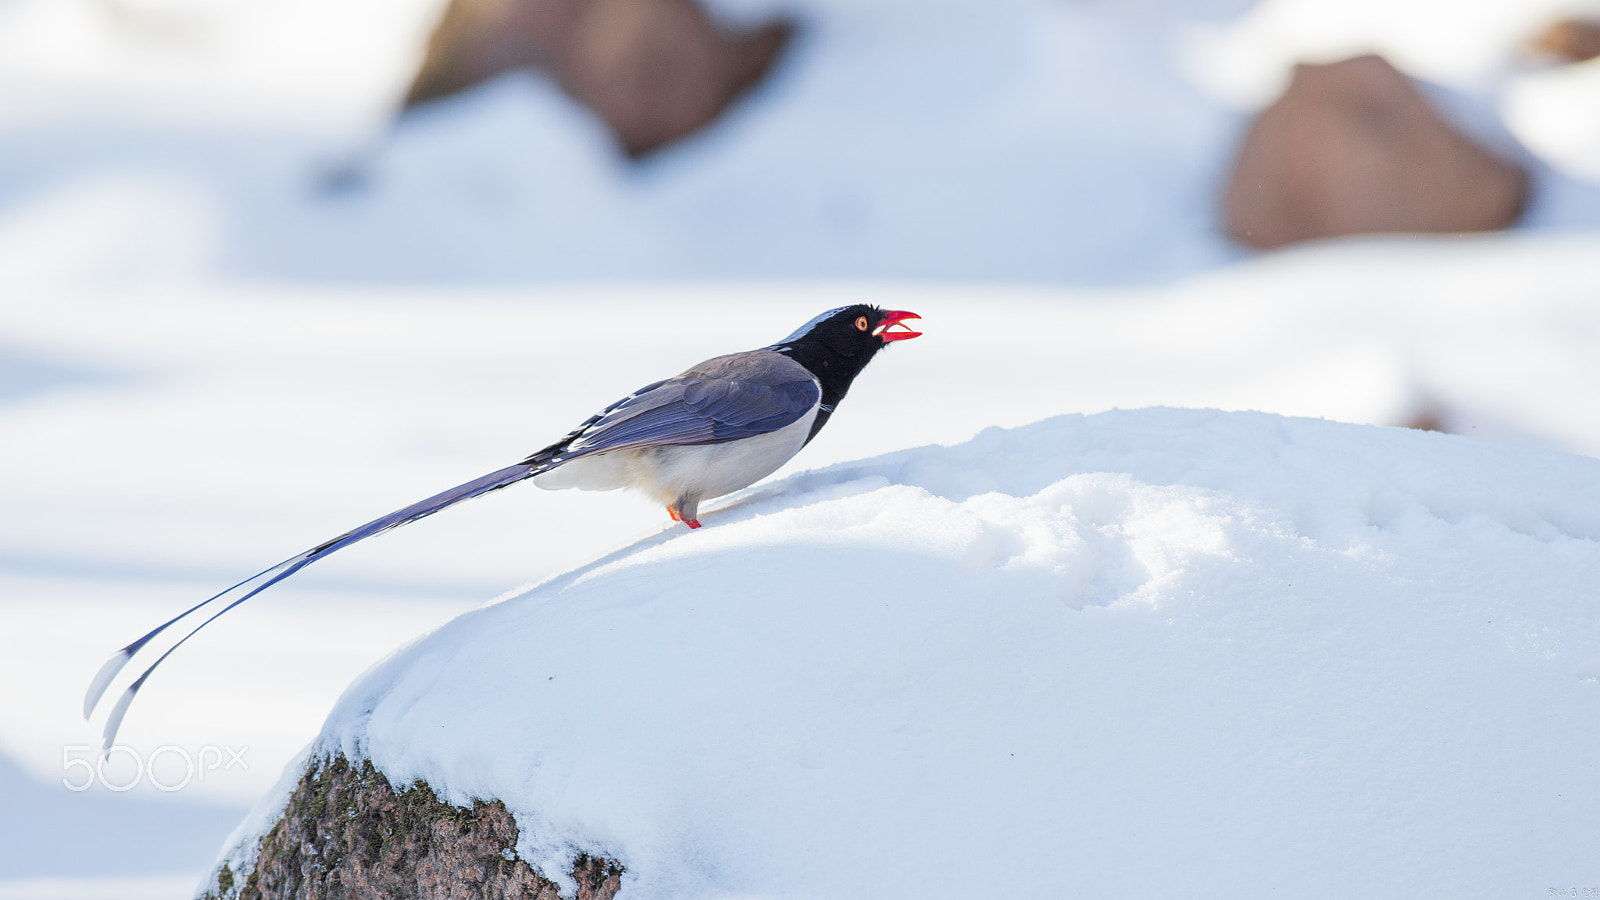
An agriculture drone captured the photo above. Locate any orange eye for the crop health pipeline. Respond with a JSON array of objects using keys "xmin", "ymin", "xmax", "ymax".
[{"xmin": 855, "ymin": 316, "xmax": 870, "ymax": 332}]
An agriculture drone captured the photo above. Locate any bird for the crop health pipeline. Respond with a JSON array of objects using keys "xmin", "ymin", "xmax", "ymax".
[{"xmin": 82, "ymin": 305, "xmax": 922, "ymax": 748}]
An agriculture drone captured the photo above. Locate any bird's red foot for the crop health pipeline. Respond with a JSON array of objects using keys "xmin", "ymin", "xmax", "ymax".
[{"xmin": 666, "ymin": 505, "xmax": 701, "ymax": 529}]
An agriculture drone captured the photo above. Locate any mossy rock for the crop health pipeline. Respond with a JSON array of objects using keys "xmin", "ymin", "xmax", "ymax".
[{"xmin": 203, "ymin": 754, "xmax": 621, "ymax": 900}]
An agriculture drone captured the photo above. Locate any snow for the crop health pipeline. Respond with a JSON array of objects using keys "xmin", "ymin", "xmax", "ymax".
[
  {"xmin": 268, "ymin": 407, "xmax": 1600, "ymax": 899},
  {"xmin": 1178, "ymin": 0, "xmax": 1584, "ymax": 103},
  {"xmin": 1505, "ymin": 58, "xmax": 1600, "ymax": 182},
  {"xmin": 0, "ymin": 752, "xmax": 242, "ymax": 884},
  {"xmin": 4, "ymin": 0, "xmax": 1600, "ymax": 894},
  {"xmin": 0, "ymin": 874, "xmax": 208, "ymax": 900},
  {"xmin": 7, "ymin": 238, "xmax": 1600, "ymax": 895}
]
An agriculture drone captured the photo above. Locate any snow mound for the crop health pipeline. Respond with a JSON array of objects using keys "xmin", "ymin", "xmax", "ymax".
[{"xmin": 293, "ymin": 408, "xmax": 1598, "ymax": 898}]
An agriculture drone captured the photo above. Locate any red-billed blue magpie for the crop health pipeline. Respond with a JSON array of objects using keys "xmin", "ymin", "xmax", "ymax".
[{"xmin": 83, "ymin": 305, "xmax": 921, "ymax": 747}]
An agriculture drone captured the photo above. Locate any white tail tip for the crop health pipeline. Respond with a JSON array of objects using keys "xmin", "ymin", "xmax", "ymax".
[
  {"xmin": 84, "ymin": 650, "xmax": 132, "ymax": 719},
  {"xmin": 101, "ymin": 684, "xmax": 138, "ymax": 753}
]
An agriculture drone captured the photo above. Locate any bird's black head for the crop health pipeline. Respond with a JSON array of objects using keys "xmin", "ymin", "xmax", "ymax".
[
  {"xmin": 774, "ymin": 304, "xmax": 921, "ymax": 354},
  {"xmin": 767, "ymin": 305, "xmax": 922, "ymax": 380},
  {"xmin": 767, "ymin": 305, "xmax": 921, "ymax": 440}
]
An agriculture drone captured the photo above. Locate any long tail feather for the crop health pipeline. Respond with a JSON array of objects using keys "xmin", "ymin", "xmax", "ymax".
[
  {"xmin": 82, "ymin": 561, "xmax": 302, "ymax": 719},
  {"xmin": 85, "ymin": 462, "xmax": 539, "ymax": 747}
]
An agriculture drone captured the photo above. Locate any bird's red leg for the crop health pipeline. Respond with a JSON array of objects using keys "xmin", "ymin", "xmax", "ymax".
[{"xmin": 667, "ymin": 500, "xmax": 702, "ymax": 529}]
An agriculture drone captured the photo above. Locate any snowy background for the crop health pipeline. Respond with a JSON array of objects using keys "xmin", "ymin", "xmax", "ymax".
[{"xmin": 2, "ymin": 0, "xmax": 1600, "ymax": 897}]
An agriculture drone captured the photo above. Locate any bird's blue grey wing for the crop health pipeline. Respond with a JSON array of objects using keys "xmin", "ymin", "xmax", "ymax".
[
  {"xmin": 532, "ymin": 358, "xmax": 821, "ymax": 465},
  {"xmin": 564, "ymin": 377, "xmax": 819, "ymax": 455}
]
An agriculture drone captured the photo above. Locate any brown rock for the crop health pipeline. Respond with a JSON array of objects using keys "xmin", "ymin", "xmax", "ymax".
[
  {"xmin": 1222, "ymin": 55, "xmax": 1528, "ymax": 250},
  {"xmin": 1529, "ymin": 18, "xmax": 1600, "ymax": 64},
  {"xmin": 202, "ymin": 755, "xmax": 622, "ymax": 900},
  {"xmin": 403, "ymin": 0, "xmax": 794, "ymax": 158},
  {"xmin": 1402, "ymin": 408, "xmax": 1448, "ymax": 434}
]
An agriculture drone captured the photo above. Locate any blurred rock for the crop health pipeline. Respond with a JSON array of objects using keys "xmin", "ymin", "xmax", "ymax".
[
  {"xmin": 1403, "ymin": 408, "xmax": 1448, "ymax": 434},
  {"xmin": 403, "ymin": 0, "xmax": 794, "ymax": 158},
  {"xmin": 1222, "ymin": 55, "xmax": 1528, "ymax": 250},
  {"xmin": 1529, "ymin": 18, "xmax": 1600, "ymax": 64}
]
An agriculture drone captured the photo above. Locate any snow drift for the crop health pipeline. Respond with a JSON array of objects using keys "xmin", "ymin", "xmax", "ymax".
[{"xmin": 220, "ymin": 408, "xmax": 1600, "ymax": 899}]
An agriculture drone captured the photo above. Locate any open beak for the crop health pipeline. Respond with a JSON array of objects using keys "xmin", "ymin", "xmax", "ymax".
[{"xmin": 873, "ymin": 310, "xmax": 923, "ymax": 342}]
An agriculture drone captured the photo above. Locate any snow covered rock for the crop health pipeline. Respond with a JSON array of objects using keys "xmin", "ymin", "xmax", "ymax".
[
  {"xmin": 402, "ymin": 0, "xmax": 794, "ymax": 158},
  {"xmin": 201, "ymin": 755, "xmax": 622, "ymax": 900},
  {"xmin": 1223, "ymin": 55, "xmax": 1528, "ymax": 248},
  {"xmin": 1530, "ymin": 18, "xmax": 1600, "ymax": 65},
  {"xmin": 212, "ymin": 408, "xmax": 1600, "ymax": 899}
]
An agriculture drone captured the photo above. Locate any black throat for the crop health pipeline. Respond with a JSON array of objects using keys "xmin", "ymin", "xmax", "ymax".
[{"xmin": 771, "ymin": 338, "xmax": 882, "ymax": 444}]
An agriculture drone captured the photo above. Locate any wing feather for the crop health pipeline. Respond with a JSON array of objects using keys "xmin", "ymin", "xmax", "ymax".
[{"xmin": 530, "ymin": 355, "xmax": 820, "ymax": 465}]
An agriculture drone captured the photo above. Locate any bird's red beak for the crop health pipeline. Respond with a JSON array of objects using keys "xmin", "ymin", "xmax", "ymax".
[{"xmin": 874, "ymin": 310, "xmax": 922, "ymax": 342}]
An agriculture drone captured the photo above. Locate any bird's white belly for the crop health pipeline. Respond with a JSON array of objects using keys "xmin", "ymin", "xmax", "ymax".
[{"xmin": 532, "ymin": 407, "xmax": 819, "ymax": 505}]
